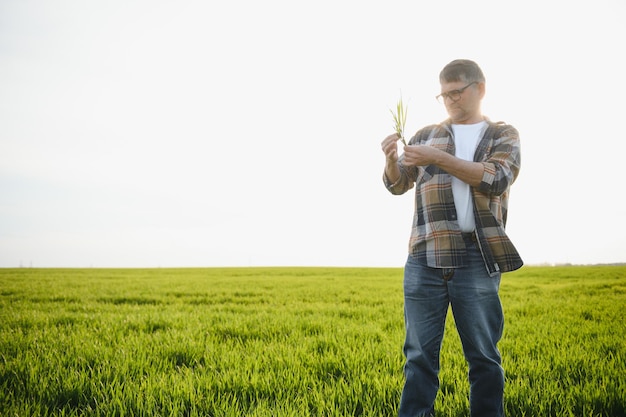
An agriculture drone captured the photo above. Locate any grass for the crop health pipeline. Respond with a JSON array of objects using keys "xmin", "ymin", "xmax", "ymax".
[
  {"xmin": 0, "ymin": 266, "xmax": 625, "ymax": 416},
  {"xmin": 390, "ymin": 98, "xmax": 408, "ymax": 146}
]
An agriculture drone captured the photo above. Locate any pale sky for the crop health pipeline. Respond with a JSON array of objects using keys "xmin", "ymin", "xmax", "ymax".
[{"xmin": 1, "ymin": 0, "xmax": 625, "ymax": 268}]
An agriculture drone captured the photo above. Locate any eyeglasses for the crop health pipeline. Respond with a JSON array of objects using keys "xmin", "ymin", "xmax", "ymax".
[{"xmin": 436, "ymin": 81, "xmax": 478, "ymax": 103}]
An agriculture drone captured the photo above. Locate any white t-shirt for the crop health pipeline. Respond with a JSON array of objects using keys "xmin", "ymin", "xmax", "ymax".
[{"xmin": 451, "ymin": 121, "xmax": 487, "ymax": 232}]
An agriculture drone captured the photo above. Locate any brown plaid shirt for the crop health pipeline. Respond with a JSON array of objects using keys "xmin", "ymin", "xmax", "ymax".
[{"xmin": 384, "ymin": 119, "xmax": 523, "ymax": 275}]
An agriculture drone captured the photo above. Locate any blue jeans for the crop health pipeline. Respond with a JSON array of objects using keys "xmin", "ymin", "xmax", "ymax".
[{"xmin": 399, "ymin": 236, "xmax": 504, "ymax": 417}]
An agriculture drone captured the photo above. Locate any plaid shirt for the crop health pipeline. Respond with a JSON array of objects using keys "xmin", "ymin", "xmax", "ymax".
[{"xmin": 384, "ymin": 119, "xmax": 523, "ymax": 275}]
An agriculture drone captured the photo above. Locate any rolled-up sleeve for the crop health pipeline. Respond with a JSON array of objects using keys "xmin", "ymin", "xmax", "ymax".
[
  {"xmin": 476, "ymin": 126, "xmax": 521, "ymax": 196},
  {"xmin": 383, "ymin": 161, "xmax": 417, "ymax": 195}
]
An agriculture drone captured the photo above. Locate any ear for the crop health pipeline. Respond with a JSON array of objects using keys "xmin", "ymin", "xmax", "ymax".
[{"xmin": 477, "ymin": 82, "xmax": 486, "ymax": 99}]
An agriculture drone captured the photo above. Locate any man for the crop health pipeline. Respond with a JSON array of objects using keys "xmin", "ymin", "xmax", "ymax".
[{"xmin": 381, "ymin": 59, "xmax": 523, "ymax": 417}]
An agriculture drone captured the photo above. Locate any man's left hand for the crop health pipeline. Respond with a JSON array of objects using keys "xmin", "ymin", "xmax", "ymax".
[{"xmin": 401, "ymin": 145, "xmax": 442, "ymax": 167}]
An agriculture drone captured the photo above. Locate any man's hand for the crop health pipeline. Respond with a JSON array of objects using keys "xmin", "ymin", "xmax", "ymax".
[
  {"xmin": 401, "ymin": 145, "xmax": 442, "ymax": 167},
  {"xmin": 402, "ymin": 144, "xmax": 484, "ymax": 187},
  {"xmin": 381, "ymin": 133, "xmax": 400, "ymax": 163},
  {"xmin": 381, "ymin": 133, "xmax": 402, "ymax": 183}
]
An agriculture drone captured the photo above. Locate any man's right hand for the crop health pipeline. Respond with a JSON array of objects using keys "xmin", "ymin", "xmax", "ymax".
[
  {"xmin": 381, "ymin": 133, "xmax": 400, "ymax": 163},
  {"xmin": 381, "ymin": 133, "xmax": 401, "ymax": 183}
]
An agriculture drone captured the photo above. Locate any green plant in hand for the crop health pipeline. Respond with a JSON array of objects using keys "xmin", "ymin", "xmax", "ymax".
[{"xmin": 390, "ymin": 98, "xmax": 408, "ymax": 146}]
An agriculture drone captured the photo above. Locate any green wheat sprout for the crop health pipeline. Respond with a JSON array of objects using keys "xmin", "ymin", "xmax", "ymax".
[{"xmin": 390, "ymin": 98, "xmax": 408, "ymax": 146}]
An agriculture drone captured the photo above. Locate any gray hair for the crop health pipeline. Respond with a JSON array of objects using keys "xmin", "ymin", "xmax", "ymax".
[{"xmin": 439, "ymin": 59, "xmax": 486, "ymax": 84}]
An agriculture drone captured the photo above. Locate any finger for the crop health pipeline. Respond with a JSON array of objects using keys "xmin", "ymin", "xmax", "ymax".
[
  {"xmin": 382, "ymin": 139, "xmax": 396, "ymax": 151},
  {"xmin": 383, "ymin": 133, "xmax": 400, "ymax": 143}
]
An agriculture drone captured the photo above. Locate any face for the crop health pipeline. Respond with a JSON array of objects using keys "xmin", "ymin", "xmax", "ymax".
[{"xmin": 439, "ymin": 80, "xmax": 484, "ymax": 124}]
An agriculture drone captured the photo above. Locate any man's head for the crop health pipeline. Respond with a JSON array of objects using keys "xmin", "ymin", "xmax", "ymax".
[
  {"xmin": 439, "ymin": 59, "xmax": 485, "ymax": 85},
  {"xmin": 437, "ymin": 59, "xmax": 486, "ymax": 124}
]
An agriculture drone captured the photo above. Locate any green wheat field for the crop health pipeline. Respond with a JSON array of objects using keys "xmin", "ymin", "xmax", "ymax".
[{"xmin": 1, "ymin": 266, "xmax": 625, "ymax": 416}]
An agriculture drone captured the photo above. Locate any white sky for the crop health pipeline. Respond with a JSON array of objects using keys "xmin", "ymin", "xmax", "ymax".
[{"xmin": 1, "ymin": 0, "xmax": 625, "ymax": 268}]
